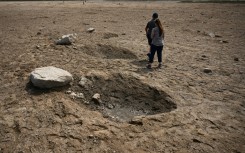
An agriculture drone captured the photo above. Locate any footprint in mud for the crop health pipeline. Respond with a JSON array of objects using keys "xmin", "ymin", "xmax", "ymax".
[
  {"xmin": 75, "ymin": 73, "xmax": 177, "ymax": 122},
  {"xmin": 80, "ymin": 44, "xmax": 137, "ymax": 59}
]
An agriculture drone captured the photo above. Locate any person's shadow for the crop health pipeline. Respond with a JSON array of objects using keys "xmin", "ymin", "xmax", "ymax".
[{"xmin": 131, "ymin": 59, "xmax": 154, "ymax": 74}]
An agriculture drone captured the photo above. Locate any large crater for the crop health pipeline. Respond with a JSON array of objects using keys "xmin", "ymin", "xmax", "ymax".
[{"xmin": 75, "ymin": 73, "xmax": 177, "ymax": 122}]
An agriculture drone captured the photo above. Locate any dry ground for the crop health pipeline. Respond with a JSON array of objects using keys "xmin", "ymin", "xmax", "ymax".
[{"xmin": 0, "ymin": 1, "xmax": 244, "ymax": 153}]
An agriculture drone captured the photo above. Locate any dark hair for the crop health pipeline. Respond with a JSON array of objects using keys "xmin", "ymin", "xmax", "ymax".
[
  {"xmin": 155, "ymin": 19, "xmax": 164, "ymax": 37},
  {"xmin": 152, "ymin": 13, "xmax": 158, "ymax": 19}
]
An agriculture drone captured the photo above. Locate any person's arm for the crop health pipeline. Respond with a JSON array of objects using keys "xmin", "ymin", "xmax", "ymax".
[{"xmin": 145, "ymin": 24, "xmax": 148, "ymax": 34}]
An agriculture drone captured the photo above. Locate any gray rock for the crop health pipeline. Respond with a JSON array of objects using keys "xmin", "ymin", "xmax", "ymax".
[
  {"xmin": 56, "ymin": 33, "xmax": 77, "ymax": 45},
  {"xmin": 208, "ymin": 32, "xmax": 215, "ymax": 38},
  {"xmin": 70, "ymin": 92, "xmax": 84, "ymax": 99},
  {"xmin": 30, "ymin": 66, "xmax": 73, "ymax": 88},
  {"xmin": 75, "ymin": 93, "xmax": 85, "ymax": 99},
  {"xmin": 78, "ymin": 77, "xmax": 92, "ymax": 87},
  {"xmin": 56, "ymin": 37, "xmax": 72, "ymax": 45},
  {"xmin": 203, "ymin": 68, "xmax": 212, "ymax": 74}
]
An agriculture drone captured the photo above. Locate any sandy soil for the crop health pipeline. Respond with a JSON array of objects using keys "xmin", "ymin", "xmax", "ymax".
[{"xmin": 0, "ymin": 1, "xmax": 244, "ymax": 153}]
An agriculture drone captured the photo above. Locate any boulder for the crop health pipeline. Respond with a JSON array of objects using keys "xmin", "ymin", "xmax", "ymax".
[{"xmin": 30, "ymin": 66, "xmax": 73, "ymax": 88}]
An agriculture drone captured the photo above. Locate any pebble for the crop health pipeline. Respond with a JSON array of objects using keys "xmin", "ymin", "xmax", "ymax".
[
  {"xmin": 87, "ymin": 28, "xmax": 95, "ymax": 33},
  {"xmin": 92, "ymin": 93, "xmax": 101, "ymax": 105},
  {"xmin": 203, "ymin": 68, "xmax": 212, "ymax": 73},
  {"xmin": 234, "ymin": 57, "xmax": 239, "ymax": 61}
]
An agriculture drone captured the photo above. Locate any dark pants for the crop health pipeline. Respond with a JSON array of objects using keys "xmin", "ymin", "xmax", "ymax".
[
  {"xmin": 147, "ymin": 35, "xmax": 152, "ymax": 46},
  {"xmin": 149, "ymin": 45, "xmax": 163, "ymax": 63}
]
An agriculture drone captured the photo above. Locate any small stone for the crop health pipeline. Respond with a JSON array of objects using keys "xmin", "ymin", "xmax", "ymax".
[
  {"xmin": 36, "ymin": 45, "xmax": 40, "ymax": 49},
  {"xmin": 107, "ymin": 103, "xmax": 114, "ymax": 109},
  {"xmin": 76, "ymin": 93, "xmax": 85, "ymax": 99},
  {"xmin": 87, "ymin": 28, "xmax": 95, "ymax": 33},
  {"xmin": 203, "ymin": 68, "xmax": 212, "ymax": 73},
  {"xmin": 78, "ymin": 77, "xmax": 92, "ymax": 88},
  {"xmin": 122, "ymin": 33, "xmax": 126, "ymax": 35},
  {"xmin": 129, "ymin": 117, "xmax": 143, "ymax": 126},
  {"xmin": 84, "ymin": 100, "xmax": 90, "ymax": 104},
  {"xmin": 65, "ymin": 90, "xmax": 72, "ymax": 94},
  {"xmin": 208, "ymin": 32, "xmax": 215, "ymax": 38},
  {"xmin": 129, "ymin": 120, "xmax": 143, "ymax": 126},
  {"xmin": 220, "ymin": 40, "xmax": 228, "ymax": 43},
  {"xmin": 234, "ymin": 57, "xmax": 239, "ymax": 61},
  {"xmin": 70, "ymin": 92, "xmax": 77, "ymax": 98},
  {"xmin": 92, "ymin": 93, "xmax": 101, "ymax": 105},
  {"xmin": 56, "ymin": 37, "xmax": 72, "ymax": 45},
  {"xmin": 37, "ymin": 31, "xmax": 41, "ymax": 35}
]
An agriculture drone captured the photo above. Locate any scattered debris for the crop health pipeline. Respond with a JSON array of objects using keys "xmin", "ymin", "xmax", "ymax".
[{"xmin": 70, "ymin": 92, "xmax": 85, "ymax": 99}]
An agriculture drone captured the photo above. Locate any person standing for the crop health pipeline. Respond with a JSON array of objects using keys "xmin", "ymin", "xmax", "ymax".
[
  {"xmin": 145, "ymin": 13, "xmax": 158, "ymax": 59},
  {"xmin": 147, "ymin": 18, "xmax": 164, "ymax": 69}
]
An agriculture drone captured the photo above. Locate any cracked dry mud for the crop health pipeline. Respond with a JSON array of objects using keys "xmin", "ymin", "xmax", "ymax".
[{"xmin": 0, "ymin": 1, "xmax": 244, "ymax": 153}]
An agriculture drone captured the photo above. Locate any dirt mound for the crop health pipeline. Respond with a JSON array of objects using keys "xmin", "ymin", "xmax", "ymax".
[
  {"xmin": 72, "ymin": 73, "xmax": 177, "ymax": 122},
  {"xmin": 80, "ymin": 44, "xmax": 138, "ymax": 59}
]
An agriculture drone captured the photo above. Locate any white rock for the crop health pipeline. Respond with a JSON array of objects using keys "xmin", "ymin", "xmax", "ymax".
[
  {"xmin": 93, "ymin": 93, "xmax": 100, "ymax": 99},
  {"xmin": 92, "ymin": 93, "xmax": 101, "ymax": 105},
  {"xmin": 87, "ymin": 28, "xmax": 95, "ymax": 33},
  {"xmin": 61, "ymin": 33, "xmax": 77, "ymax": 39},
  {"xmin": 30, "ymin": 66, "xmax": 73, "ymax": 88},
  {"xmin": 75, "ymin": 93, "xmax": 85, "ymax": 99}
]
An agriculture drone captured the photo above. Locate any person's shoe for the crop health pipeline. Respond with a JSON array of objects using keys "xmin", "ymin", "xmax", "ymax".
[
  {"xmin": 157, "ymin": 63, "xmax": 162, "ymax": 69},
  {"xmin": 146, "ymin": 53, "xmax": 151, "ymax": 61},
  {"xmin": 147, "ymin": 64, "xmax": 152, "ymax": 69}
]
